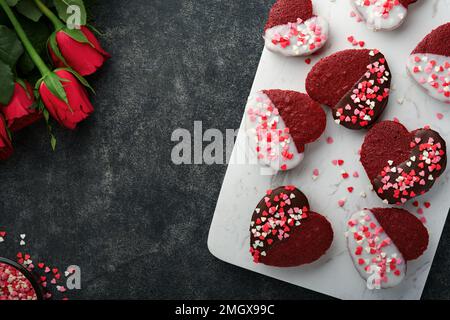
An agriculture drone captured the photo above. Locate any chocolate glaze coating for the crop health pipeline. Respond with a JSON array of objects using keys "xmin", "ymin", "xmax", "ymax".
[
  {"xmin": 332, "ymin": 51, "xmax": 391, "ymax": 130},
  {"xmin": 361, "ymin": 121, "xmax": 447, "ymax": 205},
  {"xmin": 249, "ymin": 186, "xmax": 333, "ymax": 267}
]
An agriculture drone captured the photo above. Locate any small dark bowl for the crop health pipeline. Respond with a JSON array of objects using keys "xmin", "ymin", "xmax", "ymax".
[{"xmin": 0, "ymin": 257, "xmax": 44, "ymax": 300}]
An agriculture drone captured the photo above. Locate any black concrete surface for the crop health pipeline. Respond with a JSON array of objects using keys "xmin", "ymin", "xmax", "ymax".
[{"xmin": 0, "ymin": 0, "xmax": 449, "ymax": 299}]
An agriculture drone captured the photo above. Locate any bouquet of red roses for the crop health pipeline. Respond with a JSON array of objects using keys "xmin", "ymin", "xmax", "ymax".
[{"xmin": 0, "ymin": 0, "xmax": 110, "ymax": 160}]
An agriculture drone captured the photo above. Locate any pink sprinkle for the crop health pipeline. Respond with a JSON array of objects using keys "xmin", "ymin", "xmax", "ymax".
[
  {"xmin": 353, "ymin": 171, "xmax": 360, "ymax": 178},
  {"xmin": 350, "ymin": 11, "xmax": 356, "ymax": 17},
  {"xmin": 420, "ymin": 217, "xmax": 427, "ymax": 224},
  {"xmin": 437, "ymin": 113, "xmax": 444, "ymax": 120},
  {"xmin": 332, "ymin": 160, "xmax": 338, "ymax": 166},
  {"xmin": 326, "ymin": 137, "xmax": 334, "ymax": 144},
  {"xmin": 313, "ymin": 169, "xmax": 320, "ymax": 176},
  {"xmin": 338, "ymin": 199, "xmax": 346, "ymax": 207},
  {"xmin": 393, "ymin": 117, "xmax": 400, "ymax": 123},
  {"xmin": 417, "ymin": 208, "xmax": 424, "ymax": 215}
]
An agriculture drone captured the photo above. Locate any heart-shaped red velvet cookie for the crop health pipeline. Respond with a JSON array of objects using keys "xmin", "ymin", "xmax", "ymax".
[
  {"xmin": 347, "ymin": 207, "xmax": 428, "ymax": 289},
  {"xmin": 407, "ymin": 22, "xmax": 450, "ymax": 103},
  {"xmin": 245, "ymin": 90, "xmax": 326, "ymax": 172},
  {"xmin": 361, "ymin": 120, "xmax": 447, "ymax": 205},
  {"xmin": 306, "ymin": 49, "xmax": 391, "ymax": 130},
  {"xmin": 263, "ymin": 0, "xmax": 329, "ymax": 57},
  {"xmin": 351, "ymin": 0, "xmax": 417, "ymax": 31},
  {"xmin": 249, "ymin": 186, "xmax": 333, "ymax": 267}
]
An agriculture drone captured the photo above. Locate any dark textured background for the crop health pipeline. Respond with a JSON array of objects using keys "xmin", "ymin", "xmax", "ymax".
[{"xmin": 0, "ymin": 0, "xmax": 449, "ymax": 299}]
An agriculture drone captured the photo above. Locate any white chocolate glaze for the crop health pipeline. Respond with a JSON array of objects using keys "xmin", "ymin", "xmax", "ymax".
[
  {"xmin": 407, "ymin": 53, "xmax": 450, "ymax": 104},
  {"xmin": 245, "ymin": 92, "xmax": 304, "ymax": 172},
  {"xmin": 347, "ymin": 210, "xmax": 406, "ymax": 289},
  {"xmin": 351, "ymin": 0, "xmax": 408, "ymax": 31},
  {"xmin": 264, "ymin": 16, "xmax": 329, "ymax": 57}
]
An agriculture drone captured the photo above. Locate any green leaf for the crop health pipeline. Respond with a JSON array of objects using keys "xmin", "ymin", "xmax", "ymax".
[
  {"xmin": 63, "ymin": 27, "xmax": 91, "ymax": 45},
  {"xmin": 16, "ymin": 17, "xmax": 52, "ymax": 74},
  {"xmin": 43, "ymin": 72, "xmax": 68, "ymax": 104},
  {"xmin": 0, "ymin": 59, "xmax": 15, "ymax": 105},
  {"xmin": 48, "ymin": 31, "xmax": 67, "ymax": 65},
  {"xmin": 6, "ymin": 0, "xmax": 20, "ymax": 6},
  {"xmin": 53, "ymin": 0, "xmax": 86, "ymax": 26},
  {"xmin": 16, "ymin": 0, "xmax": 43, "ymax": 22},
  {"xmin": 0, "ymin": 25, "xmax": 24, "ymax": 67},
  {"xmin": 50, "ymin": 134, "xmax": 56, "ymax": 150},
  {"xmin": 61, "ymin": 67, "xmax": 94, "ymax": 93},
  {"xmin": 42, "ymin": 105, "xmax": 50, "ymax": 120}
]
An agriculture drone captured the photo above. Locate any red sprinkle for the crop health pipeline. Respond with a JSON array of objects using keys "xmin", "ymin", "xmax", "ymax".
[{"xmin": 0, "ymin": 263, "xmax": 38, "ymax": 300}]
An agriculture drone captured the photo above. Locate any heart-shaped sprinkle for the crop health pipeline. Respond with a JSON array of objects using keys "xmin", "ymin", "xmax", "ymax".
[{"xmin": 249, "ymin": 186, "xmax": 333, "ymax": 267}]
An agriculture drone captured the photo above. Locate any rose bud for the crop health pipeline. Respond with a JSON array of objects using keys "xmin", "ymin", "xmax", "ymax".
[
  {"xmin": 1, "ymin": 81, "xmax": 42, "ymax": 132},
  {"xmin": 0, "ymin": 115, "xmax": 13, "ymax": 160},
  {"xmin": 48, "ymin": 26, "xmax": 110, "ymax": 76},
  {"xmin": 39, "ymin": 69, "xmax": 94, "ymax": 130}
]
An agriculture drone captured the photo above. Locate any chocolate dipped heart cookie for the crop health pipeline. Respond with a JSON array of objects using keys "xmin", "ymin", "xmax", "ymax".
[
  {"xmin": 263, "ymin": 0, "xmax": 329, "ymax": 57},
  {"xmin": 351, "ymin": 0, "xmax": 418, "ymax": 31},
  {"xmin": 249, "ymin": 186, "xmax": 333, "ymax": 267},
  {"xmin": 407, "ymin": 22, "xmax": 450, "ymax": 103},
  {"xmin": 361, "ymin": 121, "xmax": 447, "ymax": 205},
  {"xmin": 306, "ymin": 49, "xmax": 391, "ymax": 130},
  {"xmin": 245, "ymin": 90, "xmax": 326, "ymax": 172},
  {"xmin": 347, "ymin": 208, "xmax": 428, "ymax": 289}
]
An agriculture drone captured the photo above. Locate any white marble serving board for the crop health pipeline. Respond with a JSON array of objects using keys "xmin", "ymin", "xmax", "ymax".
[{"xmin": 208, "ymin": 0, "xmax": 450, "ymax": 300}]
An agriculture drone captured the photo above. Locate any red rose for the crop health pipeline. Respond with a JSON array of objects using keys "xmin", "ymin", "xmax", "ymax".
[
  {"xmin": 49, "ymin": 26, "xmax": 110, "ymax": 76},
  {"xmin": 39, "ymin": 69, "xmax": 94, "ymax": 130},
  {"xmin": 0, "ymin": 115, "xmax": 13, "ymax": 160},
  {"xmin": 1, "ymin": 81, "xmax": 42, "ymax": 132}
]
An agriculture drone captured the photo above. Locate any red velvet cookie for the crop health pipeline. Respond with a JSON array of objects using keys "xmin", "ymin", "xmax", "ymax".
[
  {"xmin": 306, "ymin": 49, "xmax": 391, "ymax": 130},
  {"xmin": 245, "ymin": 90, "xmax": 326, "ymax": 172},
  {"xmin": 347, "ymin": 208, "xmax": 428, "ymax": 289},
  {"xmin": 351, "ymin": 0, "xmax": 417, "ymax": 31},
  {"xmin": 407, "ymin": 22, "xmax": 450, "ymax": 103},
  {"xmin": 263, "ymin": 0, "xmax": 329, "ymax": 57},
  {"xmin": 361, "ymin": 120, "xmax": 447, "ymax": 205},
  {"xmin": 249, "ymin": 186, "xmax": 333, "ymax": 267}
]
